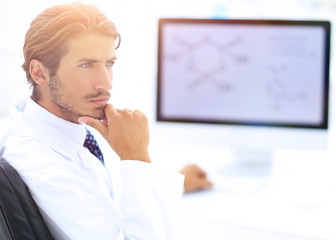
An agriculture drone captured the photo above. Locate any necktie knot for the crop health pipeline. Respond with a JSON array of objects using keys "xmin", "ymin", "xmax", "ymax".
[{"xmin": 84, "ymin": 129, "xmax": 104, "ymax": 165}]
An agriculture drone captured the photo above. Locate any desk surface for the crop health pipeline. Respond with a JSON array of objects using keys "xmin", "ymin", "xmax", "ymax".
[{"xmin": 149, "ymin": 141, "xmax": 336, "ymax": 240}]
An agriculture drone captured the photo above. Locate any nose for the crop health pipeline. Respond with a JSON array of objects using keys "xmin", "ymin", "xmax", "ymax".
[{"xmin": 94, "ymin": 65, "xmax": 112, "ymax": 91}]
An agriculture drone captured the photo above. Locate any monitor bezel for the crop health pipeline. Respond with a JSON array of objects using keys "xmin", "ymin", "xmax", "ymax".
[{"xmin": 157, "ymin": 18, "xmax": 331, "ymax": 129}]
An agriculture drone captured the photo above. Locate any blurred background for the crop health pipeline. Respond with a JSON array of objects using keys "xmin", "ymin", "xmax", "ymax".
[{"xmin": 0, "ymin": 0, "xmax": 336, "ymax": 120}]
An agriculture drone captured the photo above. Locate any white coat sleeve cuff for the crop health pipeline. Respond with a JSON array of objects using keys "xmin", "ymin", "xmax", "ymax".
[{"xmin": 120, "ymin": 160, "xmax": 184, "ymax": 196}]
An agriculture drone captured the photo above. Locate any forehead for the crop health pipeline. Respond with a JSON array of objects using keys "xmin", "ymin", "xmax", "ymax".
[{"xmin": 63, "ymin": 32, "xmax": 116, "ymax": 60}]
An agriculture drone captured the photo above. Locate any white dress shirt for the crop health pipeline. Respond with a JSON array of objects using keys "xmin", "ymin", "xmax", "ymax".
[{"xmin": 1, "ymin": 98, "xmax": 184, "ymax": 240}]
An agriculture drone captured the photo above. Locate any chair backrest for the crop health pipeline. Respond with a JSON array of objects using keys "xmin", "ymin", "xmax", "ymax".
[{"xmin": 0, "ymin": 158, "xmax": 54, "ymax": 240}]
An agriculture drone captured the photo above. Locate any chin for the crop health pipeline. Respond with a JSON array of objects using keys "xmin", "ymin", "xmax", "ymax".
[{"xmin": 85, "ymin": 110, "xmax": 105, "ymax": 120}]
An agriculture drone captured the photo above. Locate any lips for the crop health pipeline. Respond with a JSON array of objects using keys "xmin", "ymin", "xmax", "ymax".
[{"xmin": 90, "ymin": 98, "xmax": 109, "ymax": 106}]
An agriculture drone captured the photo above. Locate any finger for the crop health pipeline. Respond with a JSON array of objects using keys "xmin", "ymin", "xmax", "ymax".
[
  {"xmin": 198, "ymin": 170, "xmax": 207, "ymax": 177},
  {"xmin": 134, "ymin": 109, "xmax": 144, "ymax": 115},
  {"xmin": 205, "ymin": 179, "xmax": 213, "ymax": 187},
  {"xmin": 134, "ymin": 109, "xmax": 148, "ymax": 120},
  {"xmin": 105, "ymin": 104, "xmax": 119, "ymax": 117},
  {"xmin": 192, "ymin": 164, "xmax": 207, "ymax": 176},
  {"xmin": 78, "ymin": 116, "xmax": 107, "ymax": 136},
  {"xmin": 199, "ymin": 179, "xmax": 213, "ymax": 190}
]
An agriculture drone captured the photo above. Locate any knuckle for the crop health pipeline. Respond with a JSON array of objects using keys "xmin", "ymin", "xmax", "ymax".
[
  {"xmin": 135, "ymin": 109, "xmax": 147, "ymax": 120},
  {"xmin": 122, "ymin": 110, "xmax": 132, "ymax": 117}
]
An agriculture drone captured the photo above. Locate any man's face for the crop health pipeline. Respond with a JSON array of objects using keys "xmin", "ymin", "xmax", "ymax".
[{"xmin": 47, "ymin": 32, "xmax": 116, "ymax": 122}]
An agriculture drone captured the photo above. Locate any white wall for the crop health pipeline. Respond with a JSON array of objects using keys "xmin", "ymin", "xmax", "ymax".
[{"xmin": 0, "ymin": 0, "xmax": 335, "ymax": 125}]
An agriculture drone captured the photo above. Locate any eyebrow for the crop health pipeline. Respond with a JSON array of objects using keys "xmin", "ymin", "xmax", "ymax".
[{"xmin": 75, "ymin": 56, "xmax": 117, "ymax": 63}]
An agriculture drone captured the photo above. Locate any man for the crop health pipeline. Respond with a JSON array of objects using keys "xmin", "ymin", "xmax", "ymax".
[{"xmin": 0, "ymin": 2, "xmax": 212, "ymax": 240}]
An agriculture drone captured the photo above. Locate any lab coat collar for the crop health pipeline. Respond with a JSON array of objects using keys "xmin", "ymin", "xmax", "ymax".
[
  {"xmin": 9, "ymin": 98, "xmax": 115, "ymax": 198},
  {"xmin": 11, "ymin": 98, "xmax": 87, "ymax": 162}
]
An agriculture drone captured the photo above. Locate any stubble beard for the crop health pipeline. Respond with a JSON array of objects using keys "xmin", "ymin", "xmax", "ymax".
[{"xmin": 48, "ymin": 75, "xmax": 107, "ymax": 123}]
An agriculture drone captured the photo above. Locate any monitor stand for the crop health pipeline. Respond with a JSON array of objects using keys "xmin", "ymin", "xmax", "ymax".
[
  {"xmin": 212, "ymin": 149, "xmax": 273, "ymax": 193},
  {"xmin": 220, "ymin": 149, "xmax": 273, "ymax": 177}
]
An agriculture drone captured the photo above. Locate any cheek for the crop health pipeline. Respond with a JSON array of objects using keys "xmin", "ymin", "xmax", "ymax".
[{"xmin": 64, "ymin": 71, "xmax": 93, "ymax": 90}]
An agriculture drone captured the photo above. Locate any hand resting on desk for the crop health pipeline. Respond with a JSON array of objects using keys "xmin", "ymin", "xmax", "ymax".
[{"xmin": 180, "ymin": 164, "xmax": 213, "ymax": 193}]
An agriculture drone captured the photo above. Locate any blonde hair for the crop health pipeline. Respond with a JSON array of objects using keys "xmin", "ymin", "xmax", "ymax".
[{"xmin": 22, "ymin": 2, "xmax": 120, "ymax": 99}]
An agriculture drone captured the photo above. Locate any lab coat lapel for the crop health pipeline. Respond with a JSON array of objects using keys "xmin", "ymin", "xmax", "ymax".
[
  {"xmin": 77, "ymin": 148, "xmax": 114, "ymax": 197},
  {"xmin": 14, "ymin": 114, "xmax": 114, "ymax": 196}
]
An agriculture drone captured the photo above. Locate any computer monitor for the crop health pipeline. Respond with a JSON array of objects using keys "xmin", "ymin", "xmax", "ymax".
[{"xmin": 156, "ymin": 18, "xmax": 331, "ymax": 176}]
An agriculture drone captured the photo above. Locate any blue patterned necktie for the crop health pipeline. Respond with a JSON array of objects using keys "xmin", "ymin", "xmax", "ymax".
[{"xmin": 84, "ymin": 129, "xmax": 104, "ymax": 165}]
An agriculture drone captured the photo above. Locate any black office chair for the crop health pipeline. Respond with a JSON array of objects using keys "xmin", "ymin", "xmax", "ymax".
[{"xmin": 0, "ymin": 158, "xmax": 54, "ymax": 240}]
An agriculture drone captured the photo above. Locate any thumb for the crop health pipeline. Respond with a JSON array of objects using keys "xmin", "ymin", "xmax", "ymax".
[{"xmin": 78, "ymin": 116, "xmax": 107, "ymax": 136}]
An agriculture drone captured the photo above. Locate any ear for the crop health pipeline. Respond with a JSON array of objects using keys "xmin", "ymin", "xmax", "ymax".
[{"xmin": 29, "ymin": 59, "xmax": 50, "ymax": 86}]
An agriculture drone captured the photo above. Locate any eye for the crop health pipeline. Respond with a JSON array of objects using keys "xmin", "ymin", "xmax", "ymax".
[
  {"xmin": 80, "ymin": 62, "xmax": 90, "ymax": 68},
  {"xmin": 106, "ymin": 61, "xmax": 115, "ymax": 67}
]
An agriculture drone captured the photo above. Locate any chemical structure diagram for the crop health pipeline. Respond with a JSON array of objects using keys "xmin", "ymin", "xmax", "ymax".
[
  {"xmin": 164, "ymin": 34, "xmax": 249, "ymax": 91},
  {"xmin": 267, "ymin": 64, "xmax": 307, "ymax": 110},
  {"xmin": 268, "ymin": 34, "xmax": 316, "ymax": 58}
]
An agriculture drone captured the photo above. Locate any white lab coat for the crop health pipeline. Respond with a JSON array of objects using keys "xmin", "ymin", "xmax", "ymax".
[{"xmin": 1, "ymin": 99, "xmax": 184, "ymax": 240}]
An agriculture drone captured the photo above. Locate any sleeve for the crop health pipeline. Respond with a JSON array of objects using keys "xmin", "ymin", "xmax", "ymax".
[
  {"xmin": 118, "ymin": 160, "xmax": 185, "ymax": 240},
  {"xmin": 4, "ymin": 138, "xmax": 184, "ymax": 240}
]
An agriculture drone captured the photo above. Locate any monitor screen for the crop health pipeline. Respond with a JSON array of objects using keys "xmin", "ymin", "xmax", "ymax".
[{"xmin": 157, "ymin": 19, "xmax": 330, "ymax": 130}]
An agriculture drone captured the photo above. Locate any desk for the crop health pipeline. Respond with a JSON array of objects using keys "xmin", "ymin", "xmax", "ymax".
[{"xmin": 149, "ymin": 141, "xmax": 336, "ymax": 240}]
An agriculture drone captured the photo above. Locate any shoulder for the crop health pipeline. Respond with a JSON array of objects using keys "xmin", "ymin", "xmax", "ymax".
[
  {"xmin": 4, "ymin": 134, "xmax": 60, "ymax": 161},
  {"xmin": 3, "ymin": 134, "xmax": 76, "ymax": 181}
]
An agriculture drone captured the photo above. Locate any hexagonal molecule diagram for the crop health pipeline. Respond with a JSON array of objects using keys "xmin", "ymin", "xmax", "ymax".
[
  {"xmin": 165, "ymin": 35, "xmax": 249, "ymax": 91},
  {"xmin": 267, "ymin": 64, "xmax": 307, "ymax": 111}
]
